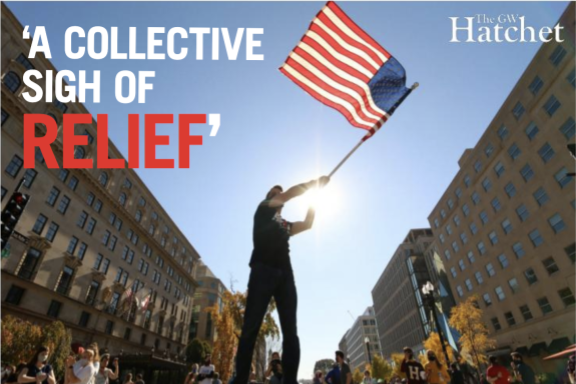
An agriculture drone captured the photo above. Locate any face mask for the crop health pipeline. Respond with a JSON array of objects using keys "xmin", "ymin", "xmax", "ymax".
[{"xmin": 38, "ymin": 354, "xmax": 48, "ymax": 363}]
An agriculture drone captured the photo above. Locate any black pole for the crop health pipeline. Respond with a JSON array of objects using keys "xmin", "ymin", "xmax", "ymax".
[
  {"xmin": 429, "ymin": 300, "xmax": 451, "ymax": 369},
  {"xmin": 366, "ymin": 340, "xmax": 372, "ymax": 365}
]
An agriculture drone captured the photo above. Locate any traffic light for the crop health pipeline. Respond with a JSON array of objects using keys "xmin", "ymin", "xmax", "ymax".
[{"xmin": 1, "ymin": 191, "xmax": 30, "ymax": 250}]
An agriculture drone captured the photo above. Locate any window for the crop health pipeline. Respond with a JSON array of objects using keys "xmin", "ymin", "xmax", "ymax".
[
  {"xmin": 80, "ymin": 217, "xmax": 95, "ymax": 236},
  {"xmin": 151, "ymin": 211, "xmax": 158, "ymax": 220},
  {"xmin": 520, "ymin": 164, "xmax": 534, "ymax": 182},
  {"xmin": 98, "ymin": 172, "xmax": 109, "ymax": 186},
  {"xmin": 494, "ymin": 162, "xmax": 505, "ymax": 178},
  {"xmin": 550, "ymin": 44, "xmax": 567, "ymax": 65},
  {"xmin": 135, "ymin": 210, "xmax": 142, "ymax": 222},
  {"xmin": 555, "ymin": 167, "xmax": 573, "ymax": 188},
  {"xmin": 469, "ymin": 222, "xmax": 478, "ymax": 235},
  {"xmin": 491, "ymin": 317, "xmax": 501, "ymax": 331},
  {"xmin": 5, "ymin": 155, "xmax": 23, "ymax": 177},
  {"xmin": 568, "ymin": 68, "xmax": 576, "ymax": 87},
  {"xmin": 108, "ymin": 236, "xmax": 117, "ymax": 251},
  {"xmin": 477, "ymin": 241, "xmax": 487, "ymax": 255},
  {"xmin": 491, "ymin": 197, "xmax": 501, "ymax": 213},
  {"xmin": 481, "ymin": 178, "xmax": 492, "ymax": 192},
  {"xmin": 46, "ymin": 187, "xmax": 60, "ymax": 206},
  {"xmin": 458, "ymin": 259, "xmax": 466, "ymax": 271},
  {"xmin": 105, "ymin": 320, "xmax": 115, "ymax": 335},
  {"xmin": 520, "ymin": 305, "xmax": 533, "ymax": 321},
  {"xmin": 446, "ymin": 224, "xmax": 452, "ymax": 235},
  {"xmin": 484, "ymin": 143, "xmax": 494, "ymax": 158},
  {"xmin": 17, "ymin": 248, "xmax": 42, "ymax": 280},
  {"xmin": 512, "ymin": 102, "xmax": 525, "ymax": 120},
  {"xmin": 94, "ymin": 199, "xmax": 103, "ymax": 213},
  {"xmin": 512, "ymin": 242, "xmax": 525, "ymax": 259},
  {"xmin": 74, "ymin": 147, "xmax": 85, "ymax": 160},
  {"xmin": 23, "ymin": 169, "xmax": 37, "ymax": 188},
  {"xmin": 452, "ymin": 241, "xmax": 459, "ymax": 253},
  {"xmin": 123, "ymin": 178, "xmax": 132, "ymax": 189},
  {"xmin": 119, "ymin": 193, "xmax": 127, "ymax": 206},
  {"xmin": 124, "ymin": 327, "xmax": 132, "ymax": 341},
  {"xmin": 79, "ymin": 311, "xmax": 90, "ymax": 327},
  {"xmin": 498, "ymin": 254, "xmax": 509, "ymax": 269},
  {"xmin": 504, "ymin": 182, "xmax": 516, "ymax": 198},
  {"xmin": 5, "ymin": 285, "xmax": 25, "ymax": 305},
  {"xmin": 67, "ymin": 237, "xmax": 79, "ymax": 254},
  {"xmin": 444, "ymin": 250, "xmax": 451, "ymax": 260},
  {"xmin": 47, "ymin": 300, "xmax": 62, "ymax": 318},
  {"xmin": 45, "ymin": 222, "xmax": 59, "ymax": 242},
  {"xmin": 479, "ymin": 211, "xmax": 489, "ymax": 225},
  {"xmin": 465, "ymin": 279, "xmax": 473, "ymax": 291},
  {"xmin": 495, "ymin": 286, "xmax": 506, "ymax": 301},
  {"xmin": 138, "ymin": 197, "xmax": 146, "ymax": 207},
  {"xmin": 537, "ymin": 297, "xmax": 553, "ymax": 315},
  {"xmin": 560, "ymin": 117, "xmax": 575, "ymax": 140},
  {"xmin": 566, "ymin": 243, "xmax": 576, "ymax": 264},
  {"xmin": 94, "ymin": 254, "xmax": 103, "ymax": 270},
  {"xmin": 508, "ymin": 143, "xmax": 521, "ymax": 160},
  {"xmin": 486, "ymin": 263, "xmax": 496, "ymax": 277},
  {"xmin": 501, "ymin": 219, "xmax": 512, "ymax": 235},
  {"xmin": 558, "ymin": 288, "xmax": 576, "ymax": 307},
  {"xmin": 528, "ymin": 75, "xmax": 543, "ymax": 94},
  {"xmin": 456, "ymin": 285, "xmax": 464, "ymax": 297},
  {"xmin": 524, "ymin": 268, "xmax": 538, "ymax": 285},
  {"xmin": 57, "ymin": 196, "xmax": 71, "ymax": 214},
  {"xmin": 474, "ymin": 160, "xmax": 482, "ymax": 173},
  {"xmin": 466, "ymin": 251, "xmax": 476, "ymax": 264},
  {"xmin": 497, "ymin": 125, "xmax": 509, "ymax": 141},
  {"xmin": 57, "ymin": 170, "xmax": 69, "ymax": 183},
  {"xmin": 516, "ymin": 204, "xmax": 529, "ymax": 222},
  {"xmin": 460, "ymin": 232, "xmax": 468, "ymax": 244},
  {"xmin": 471, "ymin": 192, "xmax": 480, "ymax": 205},
  {"xmin": 434, "ymin": 218, "xmax": 439, "ymax": 228},
  {"xmin": 529, "ymin": 229, "xmax": 543, "ymax": 247},
  {"xmin": 3, "ymin": 71, "xmax": 21, "ymax": 93},
  {"xmin": 67, "ymin": 176, "xmax": 79, "ymax": 191},
  {"xmin": 464, "ymin": 174, "xmax": 471, "ymax": 187},
  {"xmin": 102, "ymin": 230, "xmax": 111, "ymax": 246},
  {"xmin": 108, "ymin": 292, "xmax": 120, "ymax": 314},
  {"xmin": 115, "ymin": 218, "xmax": 123, "ymax": 231},
  {"xmin": 508, "ymin": 278, "xmax": 520, "ymax": 293},
  {"xmin": 34, "ymin": 148, "xmax": 45, "ymax": 164},
  {"xmin": 447, "ymin": 198, "xmax": 454, "ymax": 210},
  {"xmin": 538, "ymin": 143, "xmax": 555, "ymax": 163},
  {"xmin": 533, "ymin": 187, "xmax": 549, "ymax": 206},
  {"xmin": 453, "ymin": 215, "xmax": 461, "ymax": 227},
  {"xmin": 524, "ymin": 122, "xmax": 539, "ymax": 141},
  {"xmin": 86, "ymin": 192, "xmax": 95, "ymax": 206},
  {"xmin": 1, "ymin": 108, "xmax": 9, "ymax": 125},
  {"xmin": 483, "ymin": 293, "xmax": 493, "ymax": 307},
  {"xmin": 462, "ymin": 203, "xmax": 470, "ymax": 217},
  {"xmin": 475, "ymin": 271, "xmax": 483, "ymax": 284},
  {"xmin": 55, "ymin": 266, "xmax": 74, "ymax": 295},
  {"xmin": 542, "ymin": 257, "xmax": 559, "ymax": 275},
  {"xmin": 548, "ymin": 213, "xmax": 566, "ymax": 233},
  {"xmin": 504, "ymin": 312, "xmax": 516, "ymax": 326},
  {"xmin": 32, "ymin": 214, "xmax": 48, "ymax": 234},
  {"xmin": 102, "ymin": 258, "xmax": 110, "ymax": 274},
  {"xmin": 440, "ymin": 209, "xmax": 446, "ymax": 219}
]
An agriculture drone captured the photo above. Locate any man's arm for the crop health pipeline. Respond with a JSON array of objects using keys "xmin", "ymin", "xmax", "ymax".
[
  {"xmin": 270, "ymin": 177, "xmax": 330, "ymax": 208},
  {"xmin": 291, "ymin": 207, "xmax": 315, "ymax": 236},
  {"xmin": 346, "ymin": 372, "xmax": 352, "ymax": 384}
]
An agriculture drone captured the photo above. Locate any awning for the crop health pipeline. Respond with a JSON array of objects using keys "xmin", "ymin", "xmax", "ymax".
[
  {"xmin": 528, "ymin": 342, "xmax": 548, "ymax": 357},
  {"xmin": 547, "ymin": 337, "xmax": 572, "ymax": 354},
  {"xmin": 488, "ymin": 347, "xmax": 511, "ymax": 357},
  {"xmin": 544, "ymin": 345, "xmax": 576, "ymax": 360}
]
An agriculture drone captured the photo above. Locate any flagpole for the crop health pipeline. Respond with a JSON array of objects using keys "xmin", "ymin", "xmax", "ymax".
[{"xmin": 327, "ymin": 82, "xmax": 419, "ymax": 178}]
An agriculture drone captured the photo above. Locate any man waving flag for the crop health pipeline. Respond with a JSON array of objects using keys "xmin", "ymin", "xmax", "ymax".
[{"xmin": 280, "ymin": 1, "xmax": 413, "ymax": 140}]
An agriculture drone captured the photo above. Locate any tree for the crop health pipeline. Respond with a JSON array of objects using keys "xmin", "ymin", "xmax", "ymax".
[
  {"xmin": 449, "ymin": 295, "xmax": 496, "ymax": 378},
  {"xmin": 353, "ymin": 368, "xmax": 364, "ymax": 384},
  {"xmin": 369, "ymin": 354, "xmax": 393, "ymax": 382},
  {"xmin": 41, "ymin": 321, "xmax": 72, "ymax": 380},
  {"xmin": 420, "ymin": 332, "xmax": 455, "ymax": 367},
  {"xmin": 314, "ymin": 359, "xmax": 335, "ymax": 375},
  {"xmin": 390, "ymin": 353, "xmax": 405, "ymax": 378},
  {"xmin": 207, "ymin": 290, "xmax": 279, "ymax": 383},
  {"xmin": 186, "ymin": 338, "xmax": 212, "ymax": 365}
]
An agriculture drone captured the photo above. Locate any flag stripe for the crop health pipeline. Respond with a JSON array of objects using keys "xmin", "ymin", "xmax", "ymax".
[{"xmin": 281, "ymin": 64, "xmax": 374, "ymax": 129}]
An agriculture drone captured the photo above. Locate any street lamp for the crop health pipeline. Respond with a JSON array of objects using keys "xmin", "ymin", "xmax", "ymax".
[
  {"xmin": 421, "ymin": 281, "xmax": 451, "ymax": 369},
  {"xmin": 364, "ymin": 337, "xmax": 372, "ymax": 365}
]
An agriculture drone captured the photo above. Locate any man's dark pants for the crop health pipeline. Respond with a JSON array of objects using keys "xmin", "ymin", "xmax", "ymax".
[{"xmin": 234, "ymin": 263, "xmax": 300, "ymax": 384}]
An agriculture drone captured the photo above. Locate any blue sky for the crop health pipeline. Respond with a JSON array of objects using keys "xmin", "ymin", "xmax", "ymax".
[{"xmin": 7, "ymin": 1, "xmax": 569, "ymax": 379}]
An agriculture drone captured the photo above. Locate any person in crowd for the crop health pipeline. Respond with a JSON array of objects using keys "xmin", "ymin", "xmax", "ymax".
[
  {"xmin": 486, "ymin": 356, "xmax": 509, "ymax": 384},
  {"xmin": 363, "ymin": 370, "xmax": 373, "ymax": 384},
  {"xmin": 480, "ymin": 374, "xmax": 489, "ymax": 384},
  {"xmin": 449, "ymin": 363, "xmax": 464, "ymax": 384},
  {"xmin": 184, "ymin": 364, "xmax": 199, "ymax": 384},
  {"xmin": 134, "ymin": 373, "xmax": 144, "ymax": 384},
  {"xmin": 18, "ymin": 346, "xmax": 56, "ymax": 384},
  {"xmin": 314, "ymin": 371, "xmax": 324, "ymax": 384},
  {"xmin": 2, "ymin": 365, "xmax": 15, "ymax": 384},
  {"xmin": 65, "ymin": 348, "xmax": 96, "ymax": 384},
  {"xmin": 213, "ymin": 373, "xmax": 222, "ymax": 384},
  {"xmin": 94, "ymin": 354, "xmax": 119, "ymax": 384},
  {"xmin": 325, "ymin": 363, "xmax": 340, "ymax": 384},
  {"xmin": 400, "ymin": 347, "xmax": 426, "ymax": 384},
  {"xmin": 198, "ymin": 356, "xmax": 215, "ymax": 384},
  {"xmin": 335, "ymin": 351, "xmax": 351, "ymax": 384},
  {"xmin": 424, "ymin": 351, "xmax": 449, "ymax": 384},
  {"xmin": 509, "ymin": 352, "xmax": 534, "ymax": 384},
  {"xmin": 266, "ymin": 352, "xmax": 283, "ymax": 384},
  {"xmin": 123, "ymin": 373, "xmax": 134, "ymax": 384},
  {"xmin": 568, "ymin": 354, "xmax": 575, "ymax": 384}
]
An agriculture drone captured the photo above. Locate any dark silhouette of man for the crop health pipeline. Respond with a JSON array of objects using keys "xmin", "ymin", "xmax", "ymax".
[{"xmin": 233, "ymin": 176, "xmax": 330, "ymax": 384}]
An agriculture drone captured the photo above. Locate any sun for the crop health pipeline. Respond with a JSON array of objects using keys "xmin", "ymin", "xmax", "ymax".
[{"xmin": 296, "ymin": 184, "xmax": 341, "ymax": 221}]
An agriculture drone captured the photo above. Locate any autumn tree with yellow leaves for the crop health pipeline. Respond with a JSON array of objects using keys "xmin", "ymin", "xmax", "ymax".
[{"xmin": 448, "ymin": 295, "xmax": 496, "ymax": 377}]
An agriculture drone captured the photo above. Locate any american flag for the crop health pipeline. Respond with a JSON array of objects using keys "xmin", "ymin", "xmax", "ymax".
[{"xmin": 280, "ymin": 1, "xmax": 412, "ymax": 139}]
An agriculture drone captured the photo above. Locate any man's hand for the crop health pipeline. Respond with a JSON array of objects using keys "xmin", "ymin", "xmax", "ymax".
[
  {"xmin": 317, "ymin": 176, "xmax": 330, "ymax": 188},
  {"xmin": 270, "ymin": 176, "xmax": 330, "ymax": 207},
  {"xmin": 66, "ymin": 356, "xmax": 75, "ymax": 366}
]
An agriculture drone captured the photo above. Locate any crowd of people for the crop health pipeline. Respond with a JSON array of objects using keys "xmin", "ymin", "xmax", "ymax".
[{"xmin": 0, "ymin": 343, "xmax": 144, "ymax": 384}]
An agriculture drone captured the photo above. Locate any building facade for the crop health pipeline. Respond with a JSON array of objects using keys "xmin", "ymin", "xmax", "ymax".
[
  {"xmin": 427, "ymin": 3, "xmax": 575, "ymax": 371},
  {"xmin": 1, "ymin": 3, "xmax": 203, "ymax": 377},
  {"xmin": 371, "ymin": 229, "xmax": 436, "ymax": 357},
  {"xmin": 189, "ymin": 261, "xmax": 226, "ymax": 345},
  {"xmin": 339, "ymin": 307, "xmax": 381, "ymax": 373}
]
